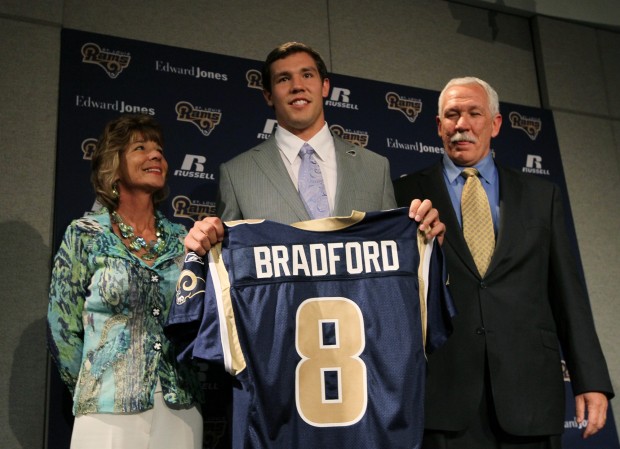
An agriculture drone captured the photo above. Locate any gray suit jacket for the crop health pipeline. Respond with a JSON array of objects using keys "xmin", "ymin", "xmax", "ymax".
[{"xmin": 216, "ymin": 134, "xmax": 396, "ymax": 224}]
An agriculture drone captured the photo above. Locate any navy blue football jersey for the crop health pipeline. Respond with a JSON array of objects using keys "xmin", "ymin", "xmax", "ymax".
[{"xmin": 166, "ymin": 208, "xmax": 455, "ymax": 449}]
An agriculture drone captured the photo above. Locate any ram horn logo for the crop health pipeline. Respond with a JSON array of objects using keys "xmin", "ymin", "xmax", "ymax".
[
  {"xmin": 203, "ymin": 419, "xmax": 228, "ymax": 448},
  {"xmin": 81, "ymin": 138, "xmax": 98, "ymax": 160},
  {"xmin": 175, "ymin": 101, "xmax": 222, "ymax": 136},
  {"xmin": 385, "ymin": 92, "xmax": 423, "ymax": 123},
  {"xmin": 509, "ymin": 111, "xmax": 542, "ymax": 140},
  {"xmin": 172, "ymin": 195, "xmax": 216, "ymax": 221},
  {"xmin": 81, "ymin": 43, "xmax": 131, "ymax": 79},
  {"xmin": 329, "ymin": 124, "xmax": 369, "ymax": 148},
  {"xmin": 561, "ymin": 360, "xmax": 570, "ymax": 382},
  {"xmin": 175, "ymin": 270, "xmax": 205, "ymax": 305},
  {"xmin": 246, "ymin": 69, "xmax": 263, "ymax": 90}
]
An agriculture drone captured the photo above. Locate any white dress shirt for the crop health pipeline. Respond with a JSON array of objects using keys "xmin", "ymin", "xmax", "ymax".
[{"xmin": 275, "ymin": 122, "xmax": 337, "ymax": 215}]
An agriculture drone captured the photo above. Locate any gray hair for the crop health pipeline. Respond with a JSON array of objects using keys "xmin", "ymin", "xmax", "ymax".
[{"xmin": 438, "ymin": 77, "xmax": 500, "ymax": 117}]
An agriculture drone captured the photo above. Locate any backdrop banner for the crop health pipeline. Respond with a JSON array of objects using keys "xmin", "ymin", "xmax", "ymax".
[{"xmin": 47, "ymin": 27, "xmax": 619, "ymax": 449}]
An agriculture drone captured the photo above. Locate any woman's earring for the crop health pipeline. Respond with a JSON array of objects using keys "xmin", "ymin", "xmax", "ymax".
[{"xmin": 112, "ymin": 181, "xmax": 119, "ymax": 199}]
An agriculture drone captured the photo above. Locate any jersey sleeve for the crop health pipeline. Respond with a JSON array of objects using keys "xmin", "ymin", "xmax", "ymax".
[
  {"xmin": 424, "ymin": 238, "xmax": 456, "ymax": 354},
  {"xmin": 165, "ymin": 252, "xmax": 209, "ymax": 362},
  {"xmin": 166, "ymin": 248, "xmax": 247, "ymax": 375}
]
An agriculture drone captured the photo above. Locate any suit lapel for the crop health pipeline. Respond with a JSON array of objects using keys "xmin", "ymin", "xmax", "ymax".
[
  {"xmin": 332, "ymin": 136, "xmax": 360, "ymax": 216},
  {"xmin": 486, "ymin": 165, "xmax": 524, "ymax": 274},
  {"xmin": 251, "ymin": 137, "xmax": 310, "ymax": 221}
]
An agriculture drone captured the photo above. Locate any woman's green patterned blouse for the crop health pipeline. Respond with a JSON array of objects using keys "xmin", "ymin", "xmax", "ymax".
[{"xmin": 47, "ymin": 209, "xmax": 201, "ymax": 415}]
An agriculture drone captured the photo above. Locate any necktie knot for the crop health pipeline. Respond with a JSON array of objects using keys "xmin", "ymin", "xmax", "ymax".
[
  {"xmin": 461, "ymin": 167, "xmax": 480, "ymax": 179},
  {"xmin": 298, "ymin": 143, "xmax": 329, "ymax": 219},
  {"xmin": 300, "ymin": 143, "xmax": 314, "ymax": 157}
]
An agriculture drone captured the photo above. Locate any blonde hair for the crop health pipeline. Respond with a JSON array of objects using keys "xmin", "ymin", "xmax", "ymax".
[{"xmin": 91, "ymin": 114, "xmax": 167, "ymax": 210}]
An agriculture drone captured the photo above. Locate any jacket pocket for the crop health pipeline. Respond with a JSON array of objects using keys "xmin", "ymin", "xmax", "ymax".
[{"xmin": 540, "ymin": 328, "xmax": 559, "ymax": 351}]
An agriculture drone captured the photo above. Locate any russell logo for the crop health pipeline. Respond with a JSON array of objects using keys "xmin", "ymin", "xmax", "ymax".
[
  {"xmin": 523, "ymin": 154, "xmax": 550, "ymax": 175},
  {"xmin": 173, "ymin": 154, "xmax": 216, "ymax": 180},
  {"xmin": 257, "ymin": 119, "xmax": 278, "ymax": 140},
  {"xmin": 325, "ymin": 87, "xmax": 359, "ymax": 110}
]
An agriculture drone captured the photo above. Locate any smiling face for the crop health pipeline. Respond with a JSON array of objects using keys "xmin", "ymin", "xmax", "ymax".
[
  {"xmin": 263, "ymin": 51, "xmax": 330, "ymax": 141},
  {"xmin": 117, "ymin": 132, "xmax": 168, "ymax": 195},
  {"xmin": 437, "ymin": 82, "xmax": 502, "ymax": 167}
]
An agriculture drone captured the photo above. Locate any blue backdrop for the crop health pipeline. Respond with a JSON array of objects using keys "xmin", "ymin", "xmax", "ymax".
[{"xmin": 47, "ymin": 28, "xmax": 618, "ymax": 449}]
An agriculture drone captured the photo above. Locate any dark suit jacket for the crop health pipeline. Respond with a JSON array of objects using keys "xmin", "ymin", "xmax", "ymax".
[
  {"xmin": 216, "ymin": 134, "xmax": 396, "ymax": 224},
  {"xmin": 393, "ymin": 160, "xmax": 613, "ymax": 436}
]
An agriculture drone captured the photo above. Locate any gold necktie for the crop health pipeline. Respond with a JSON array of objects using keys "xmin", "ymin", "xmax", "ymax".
[{"xmin": 461, "ymin": 168, "xmax": 495, "ymax": 276}]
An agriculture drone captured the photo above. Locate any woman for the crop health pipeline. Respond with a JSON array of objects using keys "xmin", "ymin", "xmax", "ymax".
[{"xmin": 47, "ymin": 114, "xmax": 203, "ymax": 449}]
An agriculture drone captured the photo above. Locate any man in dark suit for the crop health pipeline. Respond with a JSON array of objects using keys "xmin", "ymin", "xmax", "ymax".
[
  {"xmin": 185, "ymin": 41, "xmax": 444, "ymax": 251},
  {"xmin": 393, "ymin": 76, "xmax": 614, "ymax": 448}
]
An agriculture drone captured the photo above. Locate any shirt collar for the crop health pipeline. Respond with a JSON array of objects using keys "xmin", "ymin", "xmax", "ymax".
[
  {"xmin": 442, "ymin": 151, "xmax": 497, "ymax": 185},
  {"xmin": 275, "ymin": 122, "xmax": 331, "ymax": 163}
]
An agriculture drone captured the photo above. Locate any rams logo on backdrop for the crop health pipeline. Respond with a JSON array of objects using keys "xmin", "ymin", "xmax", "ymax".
[
  {"xmin": 386, "ymin": 92, "xmax": 422, "ymax": 123},
  {"xmin": 561, "ymin": 360, "xmax": 570, "ymax": 382},
  {"xmin": 81, "ymin": 43, "xmax": 131, "ymax": 78},
  {"xmin": 246, "ymin": 69, "xmax": 263, "ymax": 90},
  {"xmin": 203, "ymin": 419, "xmax": 228, "ymax": 449},
  {"xmin": 330, "ymin": 124, "xmax": 369, "ymax": 148},
  {"xmin": 325, "ymin": 87, "xmax": 359, "ymax": 110},
  {"xmin": 257, "ymin": 119, "xmax": 278, "ymax": 140},
  {"xmin": 509, "ymin": 111, "xmax": 542, "ymax": 140},
  {"xmin": 81, "ymin": 138, "xmax": 98, "ymax": 160},
  {"xmin": 522, "ymin": 154, "xmax": 550, "ymax": 176},
  {"xmin": 172, "ymin": 195, "xmax": 216, "ymax": 221},
  {"xmin": 175, "ymin": 101, "xmax": 222, "ymax": 137},
  {"xmin": 173, "ymin": 154, "xmax": 216, "ymax": 180}
]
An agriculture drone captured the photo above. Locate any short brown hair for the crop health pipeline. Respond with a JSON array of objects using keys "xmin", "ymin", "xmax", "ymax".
[
  {"xmin": 261, "ymin": 42, "xmax": 328, "ymax": 93},
  {"xmin": 91, "ymin": 114, "xmax": 168, "ymax": 210}
]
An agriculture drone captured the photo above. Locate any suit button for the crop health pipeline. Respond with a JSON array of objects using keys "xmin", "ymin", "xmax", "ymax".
[
  {"xmin": 475, "ymin": 327, "xmax": 486, "ymax": 335},
  {"xmin": 480, "ymin": 281, "xmax": 487, "ymax": 289}
]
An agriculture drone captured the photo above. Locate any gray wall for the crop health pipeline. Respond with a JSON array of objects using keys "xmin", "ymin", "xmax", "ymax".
[
  {"xmin": 464, "ymin": 0, "xmax": 620, "ymax": 30},
  {"xmin": 1, "ymin": 1, "xmax": 618, "ymax": 448}
]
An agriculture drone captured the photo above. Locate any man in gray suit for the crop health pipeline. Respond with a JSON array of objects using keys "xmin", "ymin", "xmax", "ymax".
[{"xmin": 185, "ymin": 41, "xmax": 444, "ymax": 252}]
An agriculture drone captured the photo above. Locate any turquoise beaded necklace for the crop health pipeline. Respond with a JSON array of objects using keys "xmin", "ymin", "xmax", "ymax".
[{"xmin": 111, "ymin": 210, "xmax": 165, "ymax": 261}]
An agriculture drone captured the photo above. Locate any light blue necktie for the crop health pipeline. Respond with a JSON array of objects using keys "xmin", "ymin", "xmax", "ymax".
[{"xmin": 298, "ymin": 143, "xmax": 329, "ymax": 219}]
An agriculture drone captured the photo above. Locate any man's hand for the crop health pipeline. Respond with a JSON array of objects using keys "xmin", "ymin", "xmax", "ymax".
[
  {"xmin": 184, "ymin": 217, "xmax": 225, "ymax": 256},
  {"xmin": 576, "ymin": 391, "xmax": 608, "ymax": 438},
  {"xmin": 408, "ymin": 199, "xmax": 445, "ymax": 244}
]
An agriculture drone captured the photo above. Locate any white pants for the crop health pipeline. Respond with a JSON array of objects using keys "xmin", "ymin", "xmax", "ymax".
[{"xmin": 70, "ymin": 389, "xmax": 202, "ymax": 449}]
